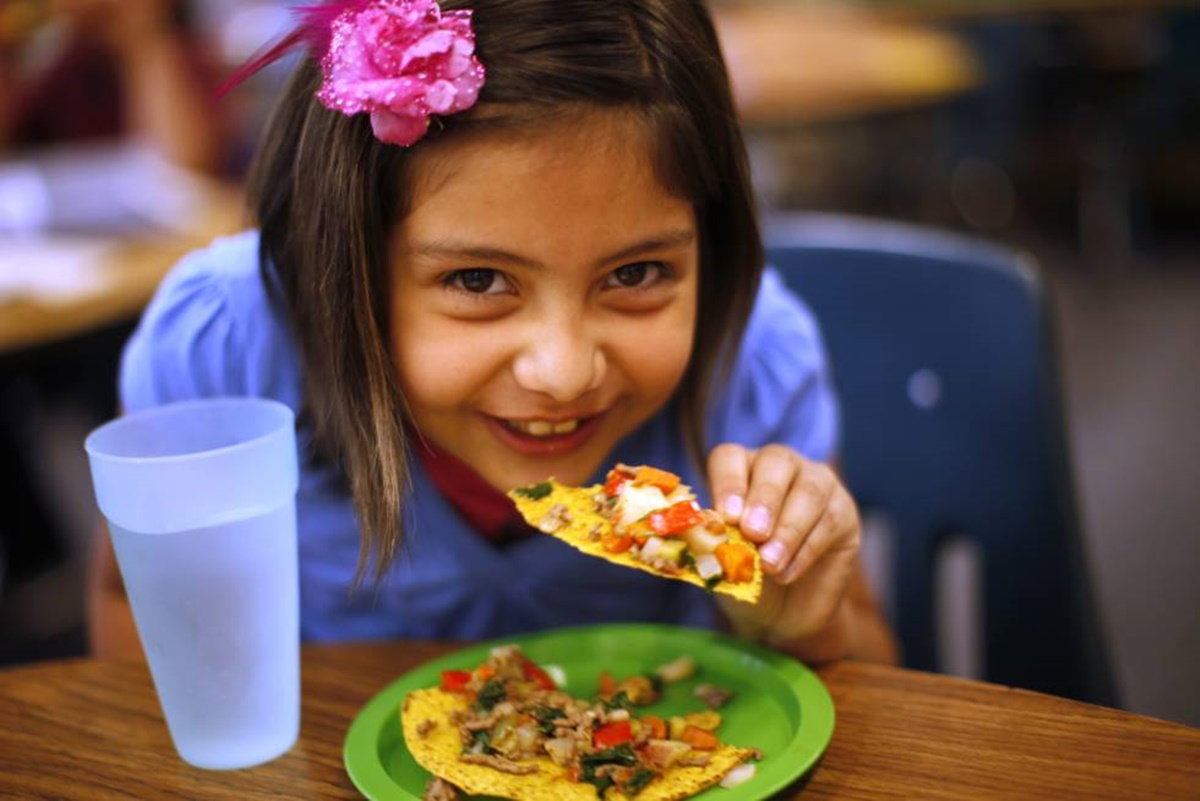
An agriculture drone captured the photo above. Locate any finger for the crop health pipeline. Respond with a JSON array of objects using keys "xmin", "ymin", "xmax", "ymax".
[
  {"xmin": 755, "ymin": 458, "xmax": 835, "ymax": 572},
  {"xmin": 707, "ymin": 443, "xmax": 754, "ymax": 521},
  {"xmin": 776, "ymin": 483, "xmax": 859, "ymax": 584},
  {"xmin": 739, "ymin": 444, "xmax": 801, "ymax": 544}
]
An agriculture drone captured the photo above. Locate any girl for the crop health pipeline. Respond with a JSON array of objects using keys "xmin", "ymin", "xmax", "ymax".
[{"xmin": 89, "ymin": 0, "xmax": 897, "ymax": 665}]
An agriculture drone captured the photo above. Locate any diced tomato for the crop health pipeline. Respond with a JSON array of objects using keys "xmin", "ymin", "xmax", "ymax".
[
  {"xmin": 604, "ymin": 466, "xmax": 636, "ymax": 497},
  {"xmin": 521, "ymin": 659, "xmax": 557, "ymax": 691},
  {"xmin": 715, "ymin": 541, "xmax": 756, "ymax": 583},
  {"xmin": 598, "ymin": 671, "xmax": 616, "ymax": 698},
  {"xmin": 440, "ymin": 669, "xmax": 472, "ymax": 693},
  {"xmin": 679, "ymin": 724, "xmax": 720, "ymax": 751},
  {"xmin": 633, "ymin": 465, "xmax": 681, "ymax": 494},
  {"xmin": 647, "ymin": 500, "xmax": 702, "ymax": 536},
  {"xmin": 593, "ymin": 721, "xmax": 634, "ymax": 748},
  {"xmin": 642, "ymin": 715, "xmax": 668, "ymax": 740}
]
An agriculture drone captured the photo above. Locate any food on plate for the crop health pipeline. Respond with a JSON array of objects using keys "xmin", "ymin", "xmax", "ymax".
[
  {"xmin": 507, "ymin": 464, "xmax": 763, "ymax": 603},
  {"xmin": 401, "ymin": 644, "xmax": 758, "ymax": 800}
]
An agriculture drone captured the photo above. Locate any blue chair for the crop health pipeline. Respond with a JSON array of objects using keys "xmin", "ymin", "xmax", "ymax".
[{"xmin": 763, "ymin": 212, "xmax": 1117, "ymax": 707}]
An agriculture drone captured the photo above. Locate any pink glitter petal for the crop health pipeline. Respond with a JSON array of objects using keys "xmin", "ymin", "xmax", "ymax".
[{"xmin": 370, "ymin": 108, "xmax": 430, "ymax": 146}]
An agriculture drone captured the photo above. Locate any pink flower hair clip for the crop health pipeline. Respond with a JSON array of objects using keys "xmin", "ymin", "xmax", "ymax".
[{"xmin": 220, "ymin": 0, "xmax": 486, "ymax": 147}]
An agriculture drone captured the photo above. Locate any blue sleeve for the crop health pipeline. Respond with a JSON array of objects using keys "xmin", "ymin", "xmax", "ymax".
[
  {"xmin": 709, "ymin": 268, "xmax": 841, "ymax": 463},
  {"xmin": 118, "ymin": 232, "xmax": 291, "ymax": 414},
  {"xmin": 120, "ymin": 251, "xmax": 241, "ymax": 413}
]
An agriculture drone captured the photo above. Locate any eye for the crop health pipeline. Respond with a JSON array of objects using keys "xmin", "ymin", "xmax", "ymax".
[
  {"xmin": 444, "ymin": 268, "xmax": 511, "ymax": 295},
  {"xmin": 604, "ymin": 262, "xmax": 670, "ymax": 290}
]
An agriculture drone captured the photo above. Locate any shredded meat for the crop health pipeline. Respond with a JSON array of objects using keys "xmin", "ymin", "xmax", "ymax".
[
  {"xmin": 678, "ymin": 755, "xmax": 712, "ymax": 768},
  {"xmin": 694, "ymin": 683, "xmax": 735, "ymax": 709},
  {"xmin": 459, "ymin": 753, "xmax": 539, "ymax": 775},
  {"xmin": 538, "ymin": 503, "xmax": 572, "ymax": 533},
  {"xmin": 422, "ymin": 776, "xmax": 462, "ymax": 801}
]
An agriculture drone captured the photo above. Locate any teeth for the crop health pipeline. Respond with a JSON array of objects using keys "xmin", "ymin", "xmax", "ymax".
[{"xmin": 509, "ymin": 419, "xmax": 580, "ymax": 437}]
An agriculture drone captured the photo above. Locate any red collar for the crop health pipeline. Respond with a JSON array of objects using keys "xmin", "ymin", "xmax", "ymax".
[{"xmin": 413, "ymin": 437, "xmax": 533, "ymax": 544}]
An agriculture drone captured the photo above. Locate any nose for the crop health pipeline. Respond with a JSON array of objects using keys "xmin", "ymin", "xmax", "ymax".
[{"xmin": 512, "ymin": 314, "xmax": 607, "ymax": 402}]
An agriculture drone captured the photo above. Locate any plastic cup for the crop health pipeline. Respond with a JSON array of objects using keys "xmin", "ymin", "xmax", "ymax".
[{"xmin": 84, "ymin": 397, "xmax": 300, "ymax": 770}]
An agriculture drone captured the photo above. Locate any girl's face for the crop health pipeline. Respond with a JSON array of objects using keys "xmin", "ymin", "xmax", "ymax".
[{"xmin": 389, "ymin": 110, "xmax": 699, "ymax": 491}]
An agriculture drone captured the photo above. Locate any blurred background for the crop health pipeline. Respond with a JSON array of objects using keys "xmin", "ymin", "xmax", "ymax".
[{"xmin": 2, "ymin": 0, "xmax": 1197, "ymax": 727}]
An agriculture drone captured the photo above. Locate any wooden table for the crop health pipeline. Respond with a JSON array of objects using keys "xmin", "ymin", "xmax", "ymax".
[
  {"xmin": 711, "ymin": 4, "xmax": 981, "ymax": 125},
  {"xmin": 2, "ymin": 641, "xmax": 1198, "ymax": 799},
  {"xmin": 0, "ymin": 180, "xmax": 244, "ymax": 356}
]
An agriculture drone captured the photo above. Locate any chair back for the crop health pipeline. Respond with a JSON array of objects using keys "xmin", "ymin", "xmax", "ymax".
[{"xmin": 763, "ymin": 212, "xmax": 1117, "ymax": 706}]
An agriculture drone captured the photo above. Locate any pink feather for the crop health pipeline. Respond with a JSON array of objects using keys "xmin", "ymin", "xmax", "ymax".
[{"xmin": 216, "ymin": 0, "xmax": 371, "ymax": 98}]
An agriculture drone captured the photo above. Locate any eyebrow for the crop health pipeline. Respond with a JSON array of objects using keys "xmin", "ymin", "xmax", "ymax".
[{"xmin": 407, "ymin": 228, "xmax": 697, "ymax": 269}]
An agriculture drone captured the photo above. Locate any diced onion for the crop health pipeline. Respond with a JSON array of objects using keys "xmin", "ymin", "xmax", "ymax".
[
  {"xmin": 654, "ymin": 655, "xmax": 695, "ymax": 683},
  {"xmin": 719, "ymin": 763, "xmax": 757, "ymax": 788},
  {"xmin": 695, "ymin": 553, "xmax": 723, "ymax": 580},
  {"xmin": 684, "ymin": 526, "xmax": 728, "ymax": 555},
  {"xmin": 544, "ymin": 664, "xmax": 567, "ymax": 688},
  {"xmin": 640, "ymin": 536, "xmax": 666, "ymax": 562},
  {"xmin": 616, "ymin": 485, "xmax": 669, "ymax": 528},
  {"xmin": 544, "ymin": 738, "xmax": 577, "ymax": 766}
]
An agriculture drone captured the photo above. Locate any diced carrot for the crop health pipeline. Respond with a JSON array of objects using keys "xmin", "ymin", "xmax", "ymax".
[
  {"xmin": 642, "ymin": 715, "xmax": 668, "ymax": 740},
  {"xmin": 679, "ymin": 724, "xmax": 720, "ymax": 751},
  {"xmin": 624, "ymin": 519, "xmax": 656, "ymax": 543},
  {"xmin": 598, "ymin": 671, "xmax": 616, "ymax": 698},
  {"xmin": 633, "ymin": 465, "xmax": 681, "ymax": 494},
  {"xmin": 477, "ymin": 665, "xmax": 496, "ymax": 681},
  {"xmin": 602, "ymin": 533, "xmax": 634, "ymax": 553},
  {"xmin": 715, "ymin": 541, "xmax": 756, "ymax": 583}
]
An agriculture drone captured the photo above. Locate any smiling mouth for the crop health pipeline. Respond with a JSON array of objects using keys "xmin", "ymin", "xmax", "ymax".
[{"xmin": 502, "ymin": 418, "xmax": 583, "ymax": 438}]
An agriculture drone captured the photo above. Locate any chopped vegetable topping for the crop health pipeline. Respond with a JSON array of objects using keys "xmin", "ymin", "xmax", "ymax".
[{"xmin": 513, "ymin": 481, "xmax": 553, "ymax": 500}]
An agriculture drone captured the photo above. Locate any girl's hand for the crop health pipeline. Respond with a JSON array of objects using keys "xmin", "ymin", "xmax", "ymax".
[{"xmin": 708, "ymin": 443, "xmax": 869, "ymax": 660}]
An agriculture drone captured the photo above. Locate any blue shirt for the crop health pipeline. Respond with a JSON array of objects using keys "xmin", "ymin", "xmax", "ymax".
[{"xmin": 120, "ymin": 231, "xmax": 839, "ymax": 643}]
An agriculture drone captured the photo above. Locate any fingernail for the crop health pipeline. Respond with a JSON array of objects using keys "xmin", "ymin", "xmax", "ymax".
[
  {"xmin": 723, "ymin": 495, "xmax": 743, "ymax": 518},
  {"xmin": 744, "ymin": 505, "xmax": 770, "ymax": 534},
  {"xmin": 760, "ymin": 540, "xmax": 785, "ymax": 568}
]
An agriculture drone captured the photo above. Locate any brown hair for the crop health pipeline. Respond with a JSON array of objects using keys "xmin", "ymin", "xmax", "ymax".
[{"xmin": 247, "ymin": 0, "xmax": 762, "ymax": 581}]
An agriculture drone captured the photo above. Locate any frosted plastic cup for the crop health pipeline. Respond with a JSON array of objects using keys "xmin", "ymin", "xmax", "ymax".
[{"xmin": 84, "ymin": 397, "xmax": 300, "ymax": 770}]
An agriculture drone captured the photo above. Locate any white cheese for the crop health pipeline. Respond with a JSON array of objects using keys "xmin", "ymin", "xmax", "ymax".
[{"xmin": 615, "ymin": 484, "xmax": 670, "ymax": 528}]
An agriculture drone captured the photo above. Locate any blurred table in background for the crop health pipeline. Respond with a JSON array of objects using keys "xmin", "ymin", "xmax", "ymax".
[
  {"xmin": 712, "ymin": 3, "xmax": 982, "ymax": 125},
  {"xmin": 0, "ymin": 145, "xmax": 244, "ymax": 355}
]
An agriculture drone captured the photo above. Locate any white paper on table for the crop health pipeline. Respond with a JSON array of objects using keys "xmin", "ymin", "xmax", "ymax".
[{"xmin": 0, "ymin": 236, "xmax": 116, "ymax": 306}]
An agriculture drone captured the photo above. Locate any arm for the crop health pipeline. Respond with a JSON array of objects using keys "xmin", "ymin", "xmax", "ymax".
[
  {"xmin": 86, "ymin": 519, "xmax": 144, "ymax": 659},
  {"xmin": 114, "ymin": 12, "xmax": 224, "ymax": 174},
  {"xmin": 61, "ymin": 0, "xmax": 225, "ymax": 173},
  {"xmin": 711, "ymin": 445, "xmax": 899, "ymax": 665}
]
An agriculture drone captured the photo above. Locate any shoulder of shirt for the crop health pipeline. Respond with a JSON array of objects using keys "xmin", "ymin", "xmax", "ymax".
[
  {"xmin": 739, "ymin": 266, "xmax": 827, "ymax": 373},
  {"xmin": 120, "ymin": 229, "xmax": 298, "ymax": 410}
]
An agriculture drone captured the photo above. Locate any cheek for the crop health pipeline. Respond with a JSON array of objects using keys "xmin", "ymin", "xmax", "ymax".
[
  {"xmin": 610, "ymin": 310, "xmax": 696, "ymax": 398},
  {"xmin": 392, "ymin": 321, "xmax": 508, "ymax": 410}
]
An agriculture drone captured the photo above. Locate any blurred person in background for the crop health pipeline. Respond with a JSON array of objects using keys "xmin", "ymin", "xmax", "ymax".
[{"xmin": 0, "ymin": 0, "xmax": 227, "ymax": 175}]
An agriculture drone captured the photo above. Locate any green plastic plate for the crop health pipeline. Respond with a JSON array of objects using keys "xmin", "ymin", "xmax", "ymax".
[{"xmin": 344, "ymin": 623, "xmax": 834, "ymax": 799}]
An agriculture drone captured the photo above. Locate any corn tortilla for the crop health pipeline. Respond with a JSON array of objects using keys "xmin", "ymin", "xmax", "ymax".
[
  {"xmin": 508, "ymin": 479, "xmax": 763, "ymax": 604},
  {"xmin": 401, "ymin": 688, "xmax": 753, "ymax": 800}
]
